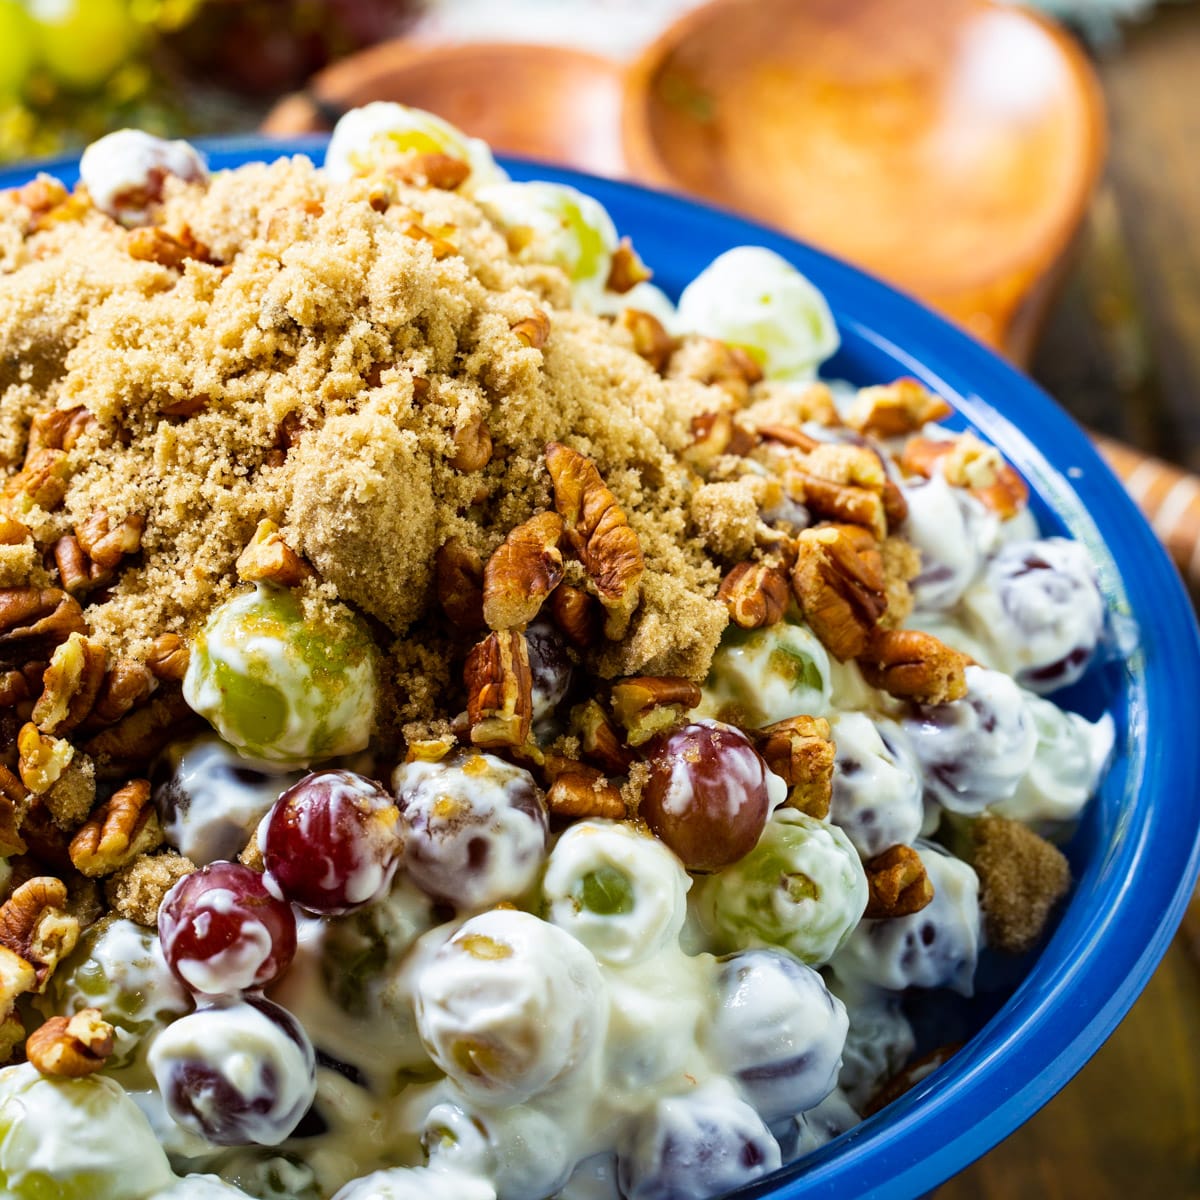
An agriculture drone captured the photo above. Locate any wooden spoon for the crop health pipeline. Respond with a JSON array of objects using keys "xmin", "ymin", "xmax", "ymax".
[
  {"xmin": 260, "ymin": 40, "xmax": 626, "ymax": 177},
  {"xmin": 622, "ymin": 0, "xmax": 1105, "ymax": 362}
]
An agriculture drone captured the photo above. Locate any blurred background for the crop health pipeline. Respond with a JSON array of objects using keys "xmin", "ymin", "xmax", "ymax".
[{"xmin": 2, "ymin": 0, "xmax": 1199, "ymax": 1195}]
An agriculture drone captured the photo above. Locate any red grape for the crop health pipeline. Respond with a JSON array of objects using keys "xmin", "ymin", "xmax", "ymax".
[
  {"xmin": 159, "ymin": 861, "xmax": 297, "ymax": 997},
  {"xmin": 260, "ymin": 770, "xmax": 400, "ymax": 914},
  {"xmin": 641, "ymin": 721, "xmax": 771, "ymax": 872},
  {"xmin": 149, "ymin": 995, "xmax": 316, "ymax": 1147}
]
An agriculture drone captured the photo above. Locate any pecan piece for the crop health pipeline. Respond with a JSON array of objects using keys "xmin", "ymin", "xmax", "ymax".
[
  {"xmin": 0, "ymin": 513, "xmax": 28, "ymax": 545},
  {"xmin": 26, "ymin": 1008, "xmax": 115, "ymax": 1077},
  {"xmin": 75, "ymin": 509, "xmax": 145, "ymax": 570},
  {"xmin": 863, "ymin": 1044, "xmax": 961, "ymax": 1117},
  {"xmin": 605, "ymin": 238, "xmax": 651, "ymax": 294},
  {"xmin": 685, "ymin": 410, "xmax": 758, "ymax": 472},
  {"xmin": 236, "ymin": 518, "xmax": 311, "ymax": 587},
  {"xmin": 52, "ymin": 535, "xmax": 111, "ymax": 596},
  {"xmin": 450, "ymin": 415, "xmax": 494, "ymax": 472},
  {"xmin": 126, "ymin": 224, "xmax": 213, "ymax": 269},
  {"xmin": 864, "ymin": 844, "xmax": 934, "ymax": 919},
  {"xmin": 667, "ymin": 335, "xmax": 763, "ymax": 403},
  {"xmin": 404, "ymin": 733, "xmax": 458, "ymax": 764},
  {"xmin": 571, "ymin": 699, "xmax": 636, "ymax": 774},
  {"xmin": 402, "ymin": 221, "xmax": 457, "ymax": 259},
  {"xmin": 436, "ymin": 540, "xmax": 486, "ymax": 632},
  {"xmin": 900, "ymin": 434, "xmax": 1028, "ymax": 518},
  {"xmin": 718, "ymin": 561, "xmax": 790, "ymax": 629},
  {"xmin": 85, "ymin": 659, "xmax": 157, "ymax": 730},
  {"xmin": 0, "ymin": 671, "xmax": 29, "ymax": 708},
  {"xmin": 465, "ymin": 630, "xmax": 534, "ymax": 748},
  {"xmin": 0, "ymin": 876, "xmax": 79, "ymax": 992},
  {"xmin": 610, "ymin": 676, "xmax": 701, "ymax": 748},
  {"xmin": 757, "ymin": 424, "xmax": 822, "ymax": 453},
  {"xmin": 790, "ymin": 525, "xmax": 888, "ymax": 660},
  {"xmin": 3, "ymin": 448, "xmax": 72, "ymax": 513},
  {"xmin": 549, "ymin": 583, "xmax": 601, "ymax": 650},
  {"xmin": 31, "ymin": 632, "xmax": 108, "ymax": 736},
  {"xmin": 69, "ymin": 779, "xmax": 161, "ymax": 877},
  {"xmin": 858, "ymin": 628, "xmax": 969, "ymax": 705},
  {"xmin": 545, "ymin": 442, "xmax": 644, "ymax": 639},
  {"xmin": 145, "ymin": 634, "xmax": 188, "ymax": 684},
  {"xmin": 17, "ymin": 722, "xmax": 74, "ymax": 794},
  {"xmin": 0, "ymin": 765, "xmax": 27, "ymax": 856},
  {"xmin": 82, "ymin": 690, "xmax": 196, "ymax": 774},
  {"xmin": 618, "ymin": 308, "xmax": 674, "ymax": 373},
  {"xmin": 389, "ymin": 152, "xmax": 471, "ymax": 190},
  {"xmin": 27, "ymin": 406, "xmax": 94, "ymax": 456},
  {"xmin": 0, "ymin": 587, "xmax": 85, "ymax": 655},
  {"xmin": 483, "ymin": 512, "xmax": 565, "ymax": 631},
  {"xmin": 511, "ymin": 309, "xmax": 551, "ymax": 350},
  {"xmin": 753, "ymin": 715, "xmax": 835, "ymax": 818},
  {"xmin": 844, "ymin": 378, "xmax": 953, "ymax": 438},
  {"xmin": 545, "ymin": 760, "xmax": 625, "ymax": 820}
]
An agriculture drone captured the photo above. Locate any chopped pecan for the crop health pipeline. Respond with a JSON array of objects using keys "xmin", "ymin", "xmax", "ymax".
[
  {"xmin": 75, "ymin": 510, "xmax": 145, "ymax": 570},
  {"xmin": 405, "ymin": 733, "xmax": 457, "ymax": 763},
  {"xmin": 864, "ymin": 1044, "xmax": 961, "ymax": 1117},
  {"xmin": 31, "ymin": 632, "xmax": 108, "ymax": 736},
  {"xmin": 17, "ymin": 722, "xmax": 74, "ymax": 794},
  {"xmin": 435, "ymin": 540, "xmax": 486, "ymax": 632},
  {"xmin": 790, "ymin": 525, "xmax": 888, "ymax": 660},
  {"xmin": 511, "ymin": 309, "xmax": 551, "ymax": 350},
  {"xmin": 482, "ymin": 512, "xmax": 565, "ymax": 631},
  {"xmin": 667, "ymin": 335, "xmax": 763, "ymax": 403},
  {"xmin": 450, "ymin": 415, "xmax": 494, "ymax": 472},
  {"xmin": 82, "ymin": 690, "xmax": 196, "ymax": 774},
  {"xmin": 756, "ymin": 424, "xmax": 822, "ymax": 453},
  {"xmin": 236, "ymin": 518, "xmax": 311, "ymax": 587},
  {"xmin": 545, "ymin": 760, "xmax": 625, "ymax": 820},
  {"xmin": 0, "ymin": 587, "xmax": 85, "ymax": 656},
  {"xmin": 27, "ymin": 406, "xmax": 94, "ymax": 456},
  {"xmin": 864, "ymin": 844, "xmax": 935, "ymax": 919},
  {"xmin": 145, "ymin": 635, "xmax": 188, "ymax": 684},
  {"xmin": 753, "ymin": 715, "xmax": 835, "ymax": 818},
  {"xmin": 52, "ymin": 535, "xmax": 111, "ymax": 596},
  {"xmin": 0, "ymin": 671, "xmax": 29, "ymax": 707},
  {"xmin": 3, "ymin": 448, "xmax": 71, "ymax": 511},
  {"xmin": 69, "ymin": 779, "xmax": 161, "ymax": 878},
  {"xmin": 858, "ymin": 628, "xmax": 969, "ymax": 705},
  {"xmin": 0, "ymin": 876, "xmax": 79, "ymax": 991},
  {"xmin": 389, "ymin": 152, "xmax": 471, "ymax": 190},
  {"xmin": 844, "ymin": 379, "xmax": 953, "ymax": 438},
  {"xmin": 685, "ymin": 411, "xmax": 758, "ymax": 472},
  {"xmin": 545, "ymin": 442, "xmax": 644, "ymax": 639},
  {"xmin": 0, "ymin": 513, "xmax": 28, "ymax": 545},
  {"xmin": 0, "ymin": 765, "xmax": 27, "ymax": 856},
  {"xmin": 609, "ymin": 676, "xmax": 701, "ymax": 748},
  {"xmin": 465, "ymin": 630, "xmax": 534, "ymax": 748},
  {"xmin": 549, "ymin": 583, "xmax": 601, "ymax": 650},
  {"xmin": 900, "ymin": 433, "xmax": 1028, "ymax": 518},
  {"xmin": 571, "ymin": 699, "xmax": 636, "ymax": 774},
  {"xmin": 605, "ymin": 238, "xmax": 652, "ymax": 294},
  {"xmin": 402, "ymin": 221, "xmax": 457, "ymax": 259},
  {"xmin": 718, "ymin": 561, "xmax": 790, "ymax": 629},
  {"xmin": 26, "ymin": 1008, "xmax": 114, "ymax": 1077},
  {"xmin": 160, "ymin": 393, "xmax": 209, "ymax": 418},
  {"xmin": 79, "ymin": 660, "xmax": 156, "ymax": 735},
  {"xmin": 784, "ymin": 443, "xmax": 891, "ymax": 538},
  {"xmin": 618, "ymin": 308, "xmax": 674, "ymax": 373},
  {"xmin": 126, "ymin": 224, "xmax": 213, "ymax": 269}
]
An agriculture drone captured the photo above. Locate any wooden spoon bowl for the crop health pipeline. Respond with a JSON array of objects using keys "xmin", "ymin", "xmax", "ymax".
[
  {"xmin": 261, "ymin": 40, "xmax": 626, "ymax": 177},
  {"xmin": 622, "ymin": 0, "xmax": 1106, "ymax": 359}
]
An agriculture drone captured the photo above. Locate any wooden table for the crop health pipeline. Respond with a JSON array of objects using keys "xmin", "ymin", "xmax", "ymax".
[{"xmin": 938, "ymin": 6, "xmax": 1200, "ymax": 1196}]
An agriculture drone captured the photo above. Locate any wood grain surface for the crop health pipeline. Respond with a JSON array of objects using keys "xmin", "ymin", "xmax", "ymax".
[{"xmin": 939, "ymin": 7, "xmax": 1200, "ymax": 1196}]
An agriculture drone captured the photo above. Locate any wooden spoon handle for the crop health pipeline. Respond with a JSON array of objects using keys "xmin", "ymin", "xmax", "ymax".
[{"xmin": 1092, "ymin": 434, "xmax": 1200, "ymax": 591}]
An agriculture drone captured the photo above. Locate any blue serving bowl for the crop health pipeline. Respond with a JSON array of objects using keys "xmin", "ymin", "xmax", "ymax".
[{"xmin": 4, "ymin": 138, "xmax": 1199, "ymax": 1199}]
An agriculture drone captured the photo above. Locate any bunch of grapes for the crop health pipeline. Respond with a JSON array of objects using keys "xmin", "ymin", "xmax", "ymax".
[{"xmin": 0, "ymin": 1, "xmax": 414, "ymax": 163}]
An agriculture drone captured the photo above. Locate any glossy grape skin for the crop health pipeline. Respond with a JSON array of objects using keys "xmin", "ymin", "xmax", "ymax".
[
  {"xmin": 0, "ymin": 1, "xmax": 36, "ymax": 98},
  {"xmin": 526, "ymin": 619, "xmax": 573, "ymax": 726},
  {"xmin": 705, "ymin": 950, "xmax": 849, "ymax": 1120},
  {"xmin": 393, "ymin": 752, "xmax": 548, "ymax": 910},
  {"xmin": 616, "ymin": 1078, "xmax": 781, "ymax": 1200},
  {"xmin": 33, "ymin": 0, "xmax": 137, "ymax": 91},
  {"xmin": 641, "ymin": 721, "xmax": 772, "ymax": 873},
  {"xmin": 261, "ymin": 770, "xmax": 401, "ymax": 914},
  {"xmin": 159, "ymin": 861, "xmax": 297, "ymax": 997},
  {"xmin": 148, "ymin": 996, "xmax": 316, "ymax": 1147}
]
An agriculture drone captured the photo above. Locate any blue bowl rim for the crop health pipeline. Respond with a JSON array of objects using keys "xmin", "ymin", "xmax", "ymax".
[{"xmin": 4, "ymin": 136, "xmax": 1200, "ymax": 1199}]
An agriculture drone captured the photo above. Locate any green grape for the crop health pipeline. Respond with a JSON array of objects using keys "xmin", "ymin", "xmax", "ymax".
[
  {"xmin": 38, "ymin": 916, "xmax": 191, "ymax": 1072},
  {"xmin": 574, "ymin": 866, "xmax": 636, "ymax": 917},
  {"xmin": 694, "ymin": 809, "xmax": 867, "ymax": 966},
  {"xmin": 676, "ymin": 245, "xmax": 840, "ymax": 380},
  {"xmin": 0, "ymin": 1064, "xmax": 174, "ymax": 1199},
  {"xmin": 697, "ymin": 618, "xmax": 832, "ymax": 729},
  {"xmin": 0, "ymin": 1, "xmax": 37, "ymax": 98},
  {"xmin": 33, "ymin": 0, "xmax": 140, "ymax": 92},
  {"xmin": 183, "ymin": 584, "xmax": 379, "ymax": 765}
]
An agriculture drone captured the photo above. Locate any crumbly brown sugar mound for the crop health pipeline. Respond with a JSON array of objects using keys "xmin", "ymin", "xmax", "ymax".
[{"xmin": 0, "ymin": 157, "xmax": 726, "ymax": 684}]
